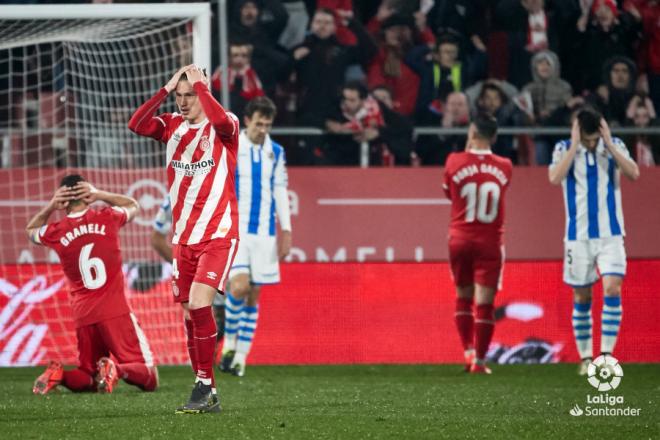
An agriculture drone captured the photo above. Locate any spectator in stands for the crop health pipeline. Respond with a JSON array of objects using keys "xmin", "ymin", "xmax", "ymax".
[
  {"xmin": 294, "ymin": 7, "xmax": 377, "ymax": 127},
  {"xmin": 406, "ymin": 34, "xmax": 472, "ymax": 125},
  {"xmin": 575, "ymin": 0, "xmax": 642, "ymax": 92},
  {"xmin": 366, "ymin": 14, "xmax": 421, "ymax": 117},
  {"xmin": 522, "ymin": 50, "xmax": 572, "ymax": 164},
  {"xmin": 370, "ymin": 85, "xmax": 415, "ymax": 165},
  {"xmin": 473, "ymin": 81, "xmax": 529, "ymax": 162},
  {"xmin": 318, "ymin": 81, "xmax": 385, "ymax": 166},
  {"xmin": 229, "ymin": 0, "xmax": 291, "ymax": 94},
  {"xmin": 623, "ymin": 93, "xmax": 660, "ymax": 166},
  {"xmin": 429, "ymin": 0, "xmax": 489, "ymax": 86},
  {"xmin": 640, "ymin": 1, "xmax": 660, "ymax": 112},
  {"xmin": 416, "ymin": 91, "xmax": 471, "ymax": 166},
  {"xmin": 587, "ymin": 56, "xmax": 637, "ymax": 126},
  {"xmin": 496, "ymin": 0, "xmax": 560, "ymax": 89},
  {"xmin": 211, "ymin": 41, "xmax": 265, "ymax": 120}
]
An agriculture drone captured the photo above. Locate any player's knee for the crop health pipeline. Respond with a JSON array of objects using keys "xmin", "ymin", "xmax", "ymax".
[
  {"xmin": 603, "ymin": 285, "xmax": 621, "ymax": 297},
  {"xmin": 230, "ymin": 283, "xmax": 250, "ymax": 299}
]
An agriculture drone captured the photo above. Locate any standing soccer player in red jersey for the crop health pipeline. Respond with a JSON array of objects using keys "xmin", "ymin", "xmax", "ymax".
[
  {"xmin": 442, "ymin": 114, "xmax": 513, "ymax": 374},
  {"xmin": 129, "ymin": 65, "xmax": 240, "ymax": 413},
  {"xmin": 28, "ymin": 175, "xmax": 158, "ymax": 394}
]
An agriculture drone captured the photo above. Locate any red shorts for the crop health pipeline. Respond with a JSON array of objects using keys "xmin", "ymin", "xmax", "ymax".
[
  {"xmin": 448, "ymin": 236, "xmax": 504, "ymax": 289},
  {"xmin": 76, "ymin": 313, "xmax": 154, "ymax": 375},
  {"xmin": 172, "ymin": 237, "xmax": 239, "ymax": 303}
]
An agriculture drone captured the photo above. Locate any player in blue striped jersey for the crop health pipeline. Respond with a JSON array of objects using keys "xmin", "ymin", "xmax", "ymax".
[
  {"xmin": 549, "ymin": 108, "xmax": 639, "ymax": 374},
  {"xmin": 219, "ymin": 97, "xmax": 292, "ymax": 377}
]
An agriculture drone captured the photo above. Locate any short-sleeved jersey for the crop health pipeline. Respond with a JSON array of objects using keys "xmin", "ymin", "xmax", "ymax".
[
  {"xmin": 236, "ymin": 131, "xmax": 288, "ymax": 236},
  {"xmin": 153, "ymin": 196, "xmax": 172, "ymax": 235},
  {"xmin": 550, "ymin": 137, "xmax": 628, "ymax": 241},
  {"xmin": 154, "ymin": 111, "xmax": 240, "ymax": 246},
  {"xmin": 32, "ymin": 207, "xmax": 131, "ymax": 328},
  {"xmin": 443, "ymin": 150, "xmax": 513, "ymax": 243}
]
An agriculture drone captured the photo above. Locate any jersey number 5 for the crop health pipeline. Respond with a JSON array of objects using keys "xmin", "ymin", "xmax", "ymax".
[
  {"xmin": 79, "ymin": 243, "xmax": 107, "ymax": 289},
  {"xmin": 460, "ymin": 182, "xmax": 501, "ymax": 224}
]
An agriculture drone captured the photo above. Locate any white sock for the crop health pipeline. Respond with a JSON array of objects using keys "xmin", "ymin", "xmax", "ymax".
[
  {"xmin": 601, "ymin": 296, "xmax": 623, "ymax": 355},
  {"xmin": 196, "ymin": 377, "xmax": 212, "ymax": 386},
  {"xmin": 236, "ymin": 304, "xmax": 259, "ymax": 357},
  {"xmin": 572, "ymin": 301, "xmax": 593, "ymax": 359}
]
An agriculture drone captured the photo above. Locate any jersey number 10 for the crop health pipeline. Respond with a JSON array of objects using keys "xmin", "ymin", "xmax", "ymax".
[
  {"xmin": 460, "ymin": 182, "xmax": 501, "ymax": 224},
  {"xmin": 79, "ymin": 243, "xmax": 107, "ymax": 289}
]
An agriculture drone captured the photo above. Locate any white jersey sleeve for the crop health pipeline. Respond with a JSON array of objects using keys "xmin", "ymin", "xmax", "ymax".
[
  {"xmin": 273, "ymin": 150, "xmax": 292, "ymax": 232},
  {"xmin": 152, "ymin": 196, "xmax": 172, "ymax": 235}
]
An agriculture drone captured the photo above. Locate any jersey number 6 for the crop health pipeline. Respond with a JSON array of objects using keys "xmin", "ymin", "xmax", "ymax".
[
  {"xmin": 79, "ymin": 243, "xmax": 107, "ymax": 290},
  {"xmin": 460, "ymin": 182, "xmax": 501, "ymax": 224}
]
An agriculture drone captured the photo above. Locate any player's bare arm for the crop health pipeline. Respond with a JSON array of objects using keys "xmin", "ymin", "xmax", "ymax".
[
  {"xmin": 278, "ymin": 230, "xmax": 292, "ymax": 260},
  {"xmin": 548, "ymin": 119, "xmax": 580, "ymax": 185},
  {"xmin": 151, "ymin": 230, "xmax": 173, "ymax": 263},
  {"xmin": 599, "ymin": 118, "xmax": 640, "ymax": 181},
  {"xmin": 71, "ymin": 182, "xmax": 140, "ymax": 222},
  {"xmin": 25, "ymin": 186, "xmax": 74, "ymax": 242}
]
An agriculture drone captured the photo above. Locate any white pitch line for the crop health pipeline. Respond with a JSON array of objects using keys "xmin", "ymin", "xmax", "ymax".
[{"xmin": 317, "ymin": 198, "xmax": 450, "ymax": 206}]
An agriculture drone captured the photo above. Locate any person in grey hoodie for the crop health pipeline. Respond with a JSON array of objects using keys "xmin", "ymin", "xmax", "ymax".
[{"xmin": 522, "ymin": 50, "xmax": 572, "ymax": 164}]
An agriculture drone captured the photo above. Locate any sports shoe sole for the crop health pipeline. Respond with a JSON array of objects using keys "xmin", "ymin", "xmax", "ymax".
[{"xmin": 174, "ymin": 402, "xmax": 222, "ymax": 414}]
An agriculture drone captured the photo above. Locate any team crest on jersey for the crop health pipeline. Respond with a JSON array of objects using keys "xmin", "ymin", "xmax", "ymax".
[
  {"xmin": 268, "ymin": 151, "xmax": 274, "ymax": 160},
  {"xmin": 200, "ymin": 135, "xmax": 211, "ymax": 152}
]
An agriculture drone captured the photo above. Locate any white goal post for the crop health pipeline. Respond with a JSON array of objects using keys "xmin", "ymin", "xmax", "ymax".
[{"xmin": 0, "ymin": 3, "xmax": 213, "ymax": 367}]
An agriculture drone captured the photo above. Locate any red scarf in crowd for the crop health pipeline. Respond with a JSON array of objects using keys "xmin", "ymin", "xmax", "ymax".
[
  {"xmin": 341, "ymin": 96, "xmax": 385, "ymax": 133},
  {"xmin": 211, "ymin": 66, "xmax": 265, "ymax": 100}
]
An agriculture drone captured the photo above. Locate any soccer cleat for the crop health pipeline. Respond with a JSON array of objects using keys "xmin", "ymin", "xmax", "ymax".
[
  {"xmin": 33, "ymin": 360, "xmax": 64, "ymax": 395},
  {"xmin": 219, "ymin": 350, "xmax": 235, "ymax": 373},
  {"xmin": 469, "ymin": 362, "xmax": 492, "ymax": 375},
  {"xmin": 96, "ymin": 357, "xmax": 119, "ymax": 393},
  {"xmin": 175, "ymin": 381, "xmax": 221, "ymax": 414},
  {"xmin": 230, "ymin": 360, "xmax": 245, "ymax": 377},
  {"xmin": 578, "ymin": 357, "xmax": 592, "ymax": 376},
  {"xmin": 463, "ymin": 349, "xmax": 476, "ymax": 373}
]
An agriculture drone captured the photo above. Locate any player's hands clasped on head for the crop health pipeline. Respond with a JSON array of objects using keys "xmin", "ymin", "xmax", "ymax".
[
  {"xmin": 570, "ymin": 117, "xmax": 580, "ymax": 150},
  {"xmin": 49, "ymin": 186, "xmax": 74, "ymax": 210},
  {"xmin": 71, "ymin": 182, "xmax": 99, "ymax": 204},
  {"xmin": 165, "ymin": 64, "xmax": 194, "ymax": 93},
  {"xmin": 186, "ymin": 65, "xmax": 208, "ymax": 86},
  {"xmin": 599, "ymin": 118, "xmax": 613, "ymax": 148}
]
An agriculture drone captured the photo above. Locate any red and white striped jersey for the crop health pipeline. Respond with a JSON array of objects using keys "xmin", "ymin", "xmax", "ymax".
[{"xmin": 129, "ymin": 84, "xmax": 240, "ymax": 245}]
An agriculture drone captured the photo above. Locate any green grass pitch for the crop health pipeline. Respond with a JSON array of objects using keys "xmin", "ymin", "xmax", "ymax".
[{"xmin": 2, "ymin": 364, "xmax": 658, "ymax": 439}]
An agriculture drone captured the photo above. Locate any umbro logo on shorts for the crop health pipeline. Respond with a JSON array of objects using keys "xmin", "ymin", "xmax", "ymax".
[{"xmin": 207, "ymin": 272, "xmax": 218, "ymax": 280}]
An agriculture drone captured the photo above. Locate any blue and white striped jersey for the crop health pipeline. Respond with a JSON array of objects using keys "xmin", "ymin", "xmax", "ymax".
[
  {"xmin": 551, "ymin": 137, "xmax": 629, "ymax": 241},
  {"xmin": 236, "ymin": 131, "xmax": 291, "ymax": 237},
  {"xmin": 152, "ymin": 196, "xmax": 172, "ymax": 235}
]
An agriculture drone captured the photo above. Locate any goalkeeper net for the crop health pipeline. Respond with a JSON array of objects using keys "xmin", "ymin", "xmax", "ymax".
[{"xmin": 0, "ymin": 4, "xmax": 211, "ymax": 366}]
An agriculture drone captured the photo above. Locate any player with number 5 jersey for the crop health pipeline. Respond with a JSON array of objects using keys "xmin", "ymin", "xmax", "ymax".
[
  {"xmin": 442, "ymin": 115, "xmax": 513, "ymax": 375},
  {"xmin": 27, "ymin": 174, "xmax": 158, "ymax": 395}
]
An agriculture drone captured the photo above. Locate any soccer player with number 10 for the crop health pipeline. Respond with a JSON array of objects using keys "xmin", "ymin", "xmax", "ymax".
[{"xmin": 442, "ymin": 115, "xmax": 513, "ymax": 374}]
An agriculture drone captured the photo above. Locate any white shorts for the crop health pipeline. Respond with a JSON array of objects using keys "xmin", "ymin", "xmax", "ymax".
[
  {"xmin": 228, "ymin": 234, "xmax": 280, "ymax": 284},
  {"xmin": 563, "ymin": 236, "xmax": 627, "ymax": 287}
]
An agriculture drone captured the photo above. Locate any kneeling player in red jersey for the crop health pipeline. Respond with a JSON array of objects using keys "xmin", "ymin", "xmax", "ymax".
[
  {"xmin": 28, "ymin": 175, "xmax": 158, "ymax": 394},
  {"xmin": 442, "ymin": 115, "xmax": 513, "ymax": 374}
]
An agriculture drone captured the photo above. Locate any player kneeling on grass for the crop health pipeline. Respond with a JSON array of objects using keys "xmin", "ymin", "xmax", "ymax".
[
  {"xmin": 443, "ymin": 115, "xmax": 513, "ymax": 374},
  {"xmin": 28, "ymin": 175, "xmax": 158, "ymax": 394}
]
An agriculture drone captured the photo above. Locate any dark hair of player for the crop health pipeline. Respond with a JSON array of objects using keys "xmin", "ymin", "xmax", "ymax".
[
  {"xmin": 472, "ymin": 113, "xmax": 498, "ymax": 140},
  {"xmin": 342, "ymin": 81, "xmax": 368, "ymax": 100},
  {"xmin": 60, "ymin": 174, "xmax": 85, "ymax": 205},
  {"xmin": 245, "ymin": 96, "xmax": 277, "ymax": 119},
  {"xmin": 577, "ymin": 107, "xmax": 602, "ymax": 135},
  {"xmin": 315, "ymin": 7, "xmax": 336, "ymax": 18},
  {"xmin": 60, "ymin": 174, "xmax": 85, "ymax": 188}
]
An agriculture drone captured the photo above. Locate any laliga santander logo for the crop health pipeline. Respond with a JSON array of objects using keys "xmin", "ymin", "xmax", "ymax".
[
  {"xmin": 587, "ymin": 355, "xmax": 624, "ymax": 391},
  {"xmin": 0, "ymin": 275, "xmax": 65, "ymax": 366},
  {"xmin": 126, "ymin": 179, "xmax": 168, "ymax": 228}
]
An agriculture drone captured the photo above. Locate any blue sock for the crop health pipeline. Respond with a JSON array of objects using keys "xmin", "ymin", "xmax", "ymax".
[
  {"xmin": 236, "ymin": 305, "xmax": 259, "ymax": 357},
  {"xmin": 222, "ymin": 292, "xmax": 244, "ymax": 352}
]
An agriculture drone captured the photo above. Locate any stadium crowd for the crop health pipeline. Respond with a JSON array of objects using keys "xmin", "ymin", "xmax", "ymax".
[{"xmin": 3, "ymin": 0, "xmax": 660, "ymax": 166}]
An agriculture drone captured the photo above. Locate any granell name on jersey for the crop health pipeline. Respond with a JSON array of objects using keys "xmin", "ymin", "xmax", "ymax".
[
  {"xmin": 452, "ymin": 163, "xmax": 508, "ymax": 186},
  {"xmin": 60, "ymin": 223, "xmax": 106, "ymax": 247},
  {"xmin": 171, "ymin": 158, "xmax": 215, "ymax": 177}
]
